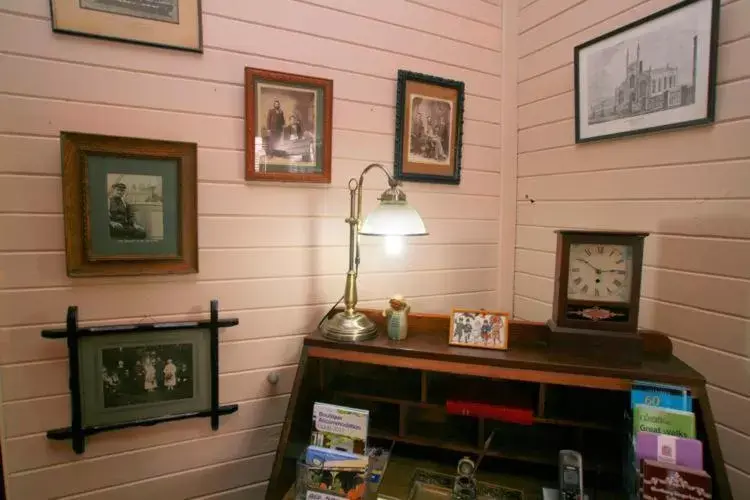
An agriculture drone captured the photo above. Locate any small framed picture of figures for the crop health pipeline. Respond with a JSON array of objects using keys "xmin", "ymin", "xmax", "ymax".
[
  {"xmin": 394, "ymin": 70, "xmax": 465, "ymax": 184},
  {"xmin": 449, "ymin": 309, "xmax": 509, "ymax": 351},
  {"xmin": 245, "ymin": 67, "xmax": 333, "ymax": 183}
]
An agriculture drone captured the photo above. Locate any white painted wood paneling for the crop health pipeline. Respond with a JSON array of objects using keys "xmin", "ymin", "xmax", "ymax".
[
  {"xmin": 0, "ymin": 0, "xmax": 503, "ymax": 497},
  {"xmin": 515, "ymin": 1, "xmax": 750, "ymax": 492}
]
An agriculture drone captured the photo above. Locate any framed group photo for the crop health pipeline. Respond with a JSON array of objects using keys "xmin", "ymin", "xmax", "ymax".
[
  {"xmin": 574, "ymin": 0, "xmax": 720, "ymax": 142},
  {"xmin": 448, "ymin": 309, "xmax": 509, "ymax": 351},
  {"xmin": 79, "ymin": 328, "xmax": 211, "ymax": 428},
  {"xmin": 49, "ymin": 0, "xmax": 203, "ymax": 52},
  {"xmin": 61, "ymin": 132, "xmax": 198, "ymax": 277},
  {"xmin": 245, "ymin": 67, "xmax": 333, "ymax": 183},
  {"xmin": 394, "ymin": 70, "xmax": 465, "ymax": 184}
]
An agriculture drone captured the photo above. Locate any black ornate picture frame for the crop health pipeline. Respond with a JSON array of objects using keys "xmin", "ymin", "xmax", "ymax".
[
  {"xmin": 394, "ymin": 70, "xmax": 465, "ymax": 184},
  {"xmin": 43, "ymin": 300, "xmax": 238, "ymax": 454},
  {"xmin": 574, "ymin": 0, "xmax": 720, "ymax": 142}
]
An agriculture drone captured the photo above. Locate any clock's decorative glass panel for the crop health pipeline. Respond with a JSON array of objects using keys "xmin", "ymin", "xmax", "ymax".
[{"xmin": 566, "ymin": 244, "xmax": 633, "ymax": 303}]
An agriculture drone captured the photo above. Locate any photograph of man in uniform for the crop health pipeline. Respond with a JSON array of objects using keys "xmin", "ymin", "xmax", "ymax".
[
  {"xmin": 106, "ymin": 173, "xmax": 165, "ymax": 241},
  {"xmin": 108, "ymin": 182, "xmax": 147, "ymax": 240}
]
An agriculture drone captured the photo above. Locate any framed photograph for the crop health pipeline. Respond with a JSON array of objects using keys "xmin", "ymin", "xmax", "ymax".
[
  {"xmin": 448, "ymin": 309, "xmax": 509, "ymax": 351},
  {"xmin": 394, "ymin": 70, "xmax": 465, "ymax": 184},
  {"xmin": 574, "ymin": 0, "xmax": 720, "ymax": 142},
  {"xmin": 49, "ymin": 0, "xmax": 202, "ymax": 52},
  {"xmin": 61, "ymin": 132, "xmax": 198, "ymax": 277},
  {"xmin": 43, "ymin": 301, "xmax": 239, "ymax": 453},
  {"xmin": 245, "ymin": 67, "xmax": 333, "ymax": 183},
  {"xmin": 79, "ymin": 329, "xmax": 209, "ymax": 427}
]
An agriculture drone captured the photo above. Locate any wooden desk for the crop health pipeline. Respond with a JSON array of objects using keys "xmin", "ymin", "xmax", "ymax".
[{"xmin": 266, "ymin": 310, "xmax": 732, "ymax": 500}]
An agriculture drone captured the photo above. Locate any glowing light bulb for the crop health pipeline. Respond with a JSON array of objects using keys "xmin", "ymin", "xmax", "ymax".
[{"xmin": 384, "ymin": 235, "xmax": 404, "ymax": 256}]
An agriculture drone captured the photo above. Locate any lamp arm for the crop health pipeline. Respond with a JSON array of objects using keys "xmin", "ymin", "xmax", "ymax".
[{"xmin": 341, "ymin": 164, "xmax": 397, "ymax": 316}]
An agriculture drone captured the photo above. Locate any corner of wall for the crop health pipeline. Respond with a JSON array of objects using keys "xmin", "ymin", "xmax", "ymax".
[{"xmin": 498, "ymin": 0, "xmax": 519, "ymax": 314}]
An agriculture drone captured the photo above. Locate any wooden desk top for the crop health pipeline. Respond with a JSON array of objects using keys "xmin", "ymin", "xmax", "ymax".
[{"xmin": 305, "ymin": 311, "xmax": 705, "ymax": 391}]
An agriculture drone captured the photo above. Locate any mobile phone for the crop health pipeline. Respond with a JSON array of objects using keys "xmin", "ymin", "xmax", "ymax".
[{"xmin": 559, "ymin": 450, "xmax": 583, "ymax": 500}]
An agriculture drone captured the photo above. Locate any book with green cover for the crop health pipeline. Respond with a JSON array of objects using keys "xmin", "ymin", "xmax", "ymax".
[{"xmin": 633, "ymin": 404, "xmax": 696, "ymax": 439}]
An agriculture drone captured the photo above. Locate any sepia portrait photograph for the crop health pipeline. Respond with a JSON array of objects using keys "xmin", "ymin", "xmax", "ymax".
[
  {"xmin": 256, "ymin": 83, "xmax": 319, "ymax": 170},
  {"xmin": 449, "ymin": 309, "xmax": 509, "ymax": 351},
  {"xmin": 101, "ymin": 342, "xmax": 194, "ymax": 408},
  {"xmin": 394, "ymin": 70, "xmax": 464, "ymax": 184},
  {"xmin": 575, "ymin": 0, "xmax": 719, "ymax": 142},
  {"xmin": 245, "ymin": 68, "xmax": 333, "ymax": 183},
  {"xmin": 107, "ymin": 173, "xmax": 164, "ymax": 242},
  {"xmin": 407, "ymin": 95, "xmax": 453, "ymax": 166}
]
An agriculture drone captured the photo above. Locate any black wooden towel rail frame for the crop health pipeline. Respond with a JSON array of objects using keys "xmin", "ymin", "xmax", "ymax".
[{"xmin": 42, "ymin": 299, "xmax": 239, "ymax": 454}]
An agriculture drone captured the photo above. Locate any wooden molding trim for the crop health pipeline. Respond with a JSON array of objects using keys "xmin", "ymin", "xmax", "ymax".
[{"xmin": 307, "ymin": 346, "xmax": 633, "ymax": 391}]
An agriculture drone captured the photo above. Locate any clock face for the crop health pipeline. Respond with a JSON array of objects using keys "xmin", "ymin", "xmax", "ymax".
[{"xmin": 567, "ymin": 243, "xmax": 633, "ymax": 303}]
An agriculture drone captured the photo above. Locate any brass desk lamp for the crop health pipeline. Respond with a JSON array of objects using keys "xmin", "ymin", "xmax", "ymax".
[{"xmin": 320, "ymin": 163, "xmax": 428, "ymax": 342}]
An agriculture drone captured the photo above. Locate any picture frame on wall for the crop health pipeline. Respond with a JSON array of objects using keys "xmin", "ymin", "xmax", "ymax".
[
  {"xmin": 448, "ymin": 308, "xmax": 509, "ymax": 351},
  {"xmin": 61, "ymin": 132, "xmax": 198, "ymax": 277},
  {"xmin": 394, "ymin": 70, "xmax": 465, "ymax": 184},
  {"xmin": 49, "ymin": 0, "xmax": 203, "ymax": 52},
  {"xmin": 78, "ymin": 328, "xmax": 211, "ymax": 428},
  {"xmin": 574, "ymin": 0, "xmax": 720, "ymax": 143},
  {"xmin": 43, "ymin": 301, "xmax": 239, "ymax": 454},
  {"xmin": 245, "ymin": 67, "xmax": 333, "ymax": 183}
]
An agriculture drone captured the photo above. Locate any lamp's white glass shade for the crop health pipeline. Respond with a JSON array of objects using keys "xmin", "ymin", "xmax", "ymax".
[{"xmin": 360, "ymin": 201, "xmax": 428, "ymax": 236}]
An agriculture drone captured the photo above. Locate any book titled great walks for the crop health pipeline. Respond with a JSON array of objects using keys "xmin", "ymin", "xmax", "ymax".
[{"xmin": 633, "ymin": 404, "xmax": 696, "ymax": 439}]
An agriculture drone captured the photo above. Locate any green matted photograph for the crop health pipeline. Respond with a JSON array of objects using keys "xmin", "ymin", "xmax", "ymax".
[
  {"xmin": 61, "ymin": 132, "xmax": 198, "ymax": 277},
  {"xmin": 78, "ymin": 329, "xmax": 210, "ymax": 428},
  {"xmin": 245, "ymin": 67, "xmax": 333, "ymax": 183}
]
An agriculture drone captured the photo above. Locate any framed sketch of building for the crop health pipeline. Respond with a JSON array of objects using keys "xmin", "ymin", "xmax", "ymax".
[{"xmin": 574, "ymin": 0, "xmax": 720, "ymax": 142}]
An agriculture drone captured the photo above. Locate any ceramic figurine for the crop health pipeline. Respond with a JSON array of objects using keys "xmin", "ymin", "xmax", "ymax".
[{"xmin": 383, "ymin": 295, "xmax": 410, "ymax": 341}]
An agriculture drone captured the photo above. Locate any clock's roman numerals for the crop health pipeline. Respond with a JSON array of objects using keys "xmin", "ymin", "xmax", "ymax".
[
  {"xmin": 615, "ymin": 270, "xmax": 626, "ymax": 275},
  {"xmin": 571, "ymin": 267, "xmax": 580, "ymax": 272},
  {"xmin": 597, "ymin": 246, "xmax": 604, "ymax": 254},
  {"xmin": 594, "ymin": 288, "xmax": 600, "ymax": 297},
  {"xmin": 606, "ymin": 287, "xmax": 614, "ymax": 295},
  {"xmin": 615, "ymin": 258, "xmax": 624, "ymax": 264},
  {"xmin": 581, "ymin": 284, "xmax": 589, "ymax": 294},
  {"xmin": 573, "ymin": 277, "xmax": 582, "ymax": 285},
  {"xmin": 585, "ymin": 248, "xmax": 592, "ymax": 256},
  {"xmin": 613, "ymin": 279, "xmax": 622, "ymax": 288}
]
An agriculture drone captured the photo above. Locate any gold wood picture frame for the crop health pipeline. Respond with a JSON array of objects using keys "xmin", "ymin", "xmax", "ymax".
[
  {"xmin": 50, "ymin": 0, "xmax": 203, "ymax": 52},
  {"xmin": 448, "ymin": 308, "xmax": 509, "ymax": 351}
]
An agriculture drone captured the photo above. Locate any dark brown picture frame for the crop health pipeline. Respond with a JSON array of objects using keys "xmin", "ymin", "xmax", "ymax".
[
  {"xmin": 245, "ymin": 67, "xmax": 333, "ymax": 183},
  {"xmin": 61, "ymin": 132, "xmax": 198, "ymax": 277}
]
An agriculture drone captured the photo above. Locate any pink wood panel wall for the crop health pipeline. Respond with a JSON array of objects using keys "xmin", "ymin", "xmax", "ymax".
[
  {"xmin": 512, "ymin": 0, "xmax": 750, "ymax": 497},
  {"xmin": 0, "ymin": 0, "xmax": 503, "ymax": 497}
]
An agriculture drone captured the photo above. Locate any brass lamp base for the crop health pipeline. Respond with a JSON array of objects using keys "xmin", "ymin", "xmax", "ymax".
[{"xmin": 321, "ymin": 310, "xmax": 378, "ymax": 342}]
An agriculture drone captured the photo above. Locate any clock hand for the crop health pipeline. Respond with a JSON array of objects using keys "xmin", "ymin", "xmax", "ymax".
[
  {"xmin": 575, "ymin": 258, "xmax": 601, "ymax": 273},
  {"xmin": 601, "ymin": 269, "xmax": 625, "ymax": 273}
]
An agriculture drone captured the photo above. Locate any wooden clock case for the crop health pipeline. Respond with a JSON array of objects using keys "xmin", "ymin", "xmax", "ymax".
[{"xmin": 548, "ymin": 230, "xmax": 649, "ymax": 362}]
